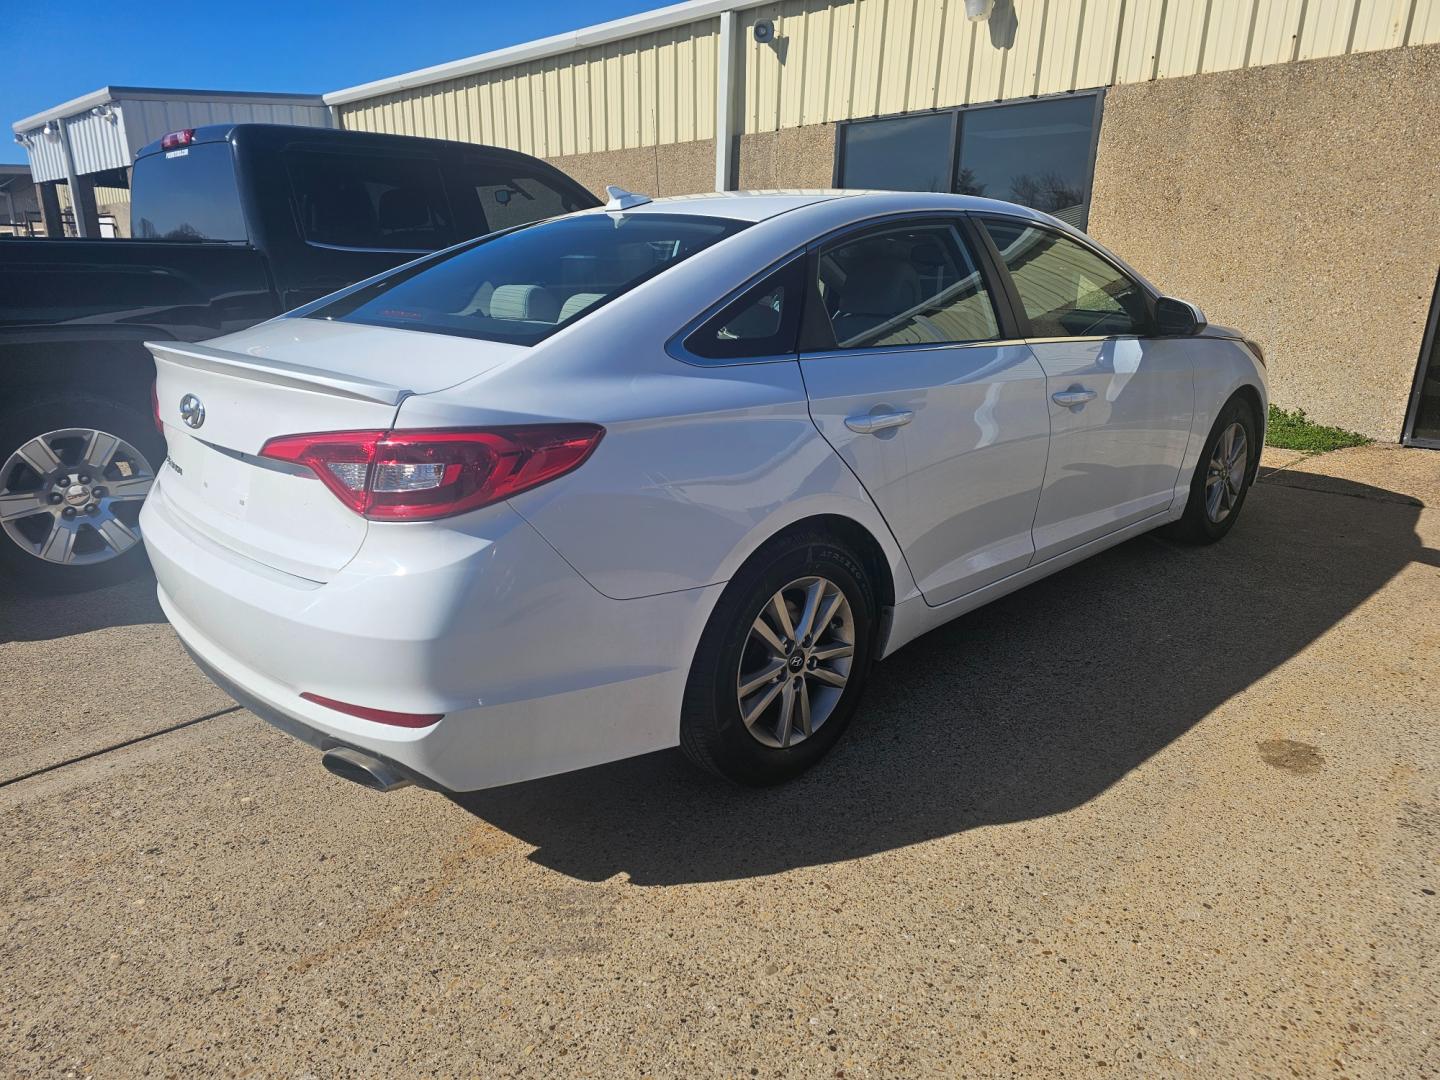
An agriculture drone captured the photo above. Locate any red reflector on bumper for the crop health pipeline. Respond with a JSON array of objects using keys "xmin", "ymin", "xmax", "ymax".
[{"xmin": 300, "ymin": 692, "xmax": 443, "ymax": 728}]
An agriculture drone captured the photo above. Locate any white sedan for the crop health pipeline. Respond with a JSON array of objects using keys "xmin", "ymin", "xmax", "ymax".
[{"xmin": 142, "ymin": 190, "xmax": 1267, "ymax": 793}]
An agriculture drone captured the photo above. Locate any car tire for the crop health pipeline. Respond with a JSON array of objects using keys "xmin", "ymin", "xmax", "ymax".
[
  {"xmin": 0, "ymin": 394, "xmax": 163, "ymax": 594},
  {"xmin": 1162, "ymin": 394, "xmax": 1260, "ymax": 545},
  {"xmin": 680, "ymin": 529, "xmax": 876, "ymax": 786}
]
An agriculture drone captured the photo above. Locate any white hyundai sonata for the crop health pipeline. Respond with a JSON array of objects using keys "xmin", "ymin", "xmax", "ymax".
[{"xmin": 142, "ymin": 189, "xmax": 1267, "ymax": 793}]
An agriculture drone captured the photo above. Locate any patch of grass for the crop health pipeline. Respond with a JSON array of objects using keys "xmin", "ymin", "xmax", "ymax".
[{"xmin": 1265, "ymin": 405, "xmax": 1372, "ymax": 453}]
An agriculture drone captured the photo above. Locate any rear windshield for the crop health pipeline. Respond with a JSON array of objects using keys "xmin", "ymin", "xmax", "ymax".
[
  {"xmin": 131, "ymin": 142, "xmax": 247, "ymax": 242},
  {"xmin": 304, "ymin": 212, "xmax": 747, "ymax": 345}
]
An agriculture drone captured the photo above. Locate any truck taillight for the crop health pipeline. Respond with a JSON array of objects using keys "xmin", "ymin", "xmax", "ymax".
[
  {"xmin": 259, "ymin": 425, "xmax": 604, "ymax": 521},
  {"xmin": 160, "ymin": 129, "xmax": 195, "ymax": 150}
]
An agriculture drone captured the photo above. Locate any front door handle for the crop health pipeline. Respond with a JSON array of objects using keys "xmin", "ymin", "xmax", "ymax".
[
  {"xmin": 844, "ymin": 408, "xmax": 914, "ymax": 434},
  {"xmin": 1051, "ymin": 387, "xmax": 1097, "ymax": 408}
]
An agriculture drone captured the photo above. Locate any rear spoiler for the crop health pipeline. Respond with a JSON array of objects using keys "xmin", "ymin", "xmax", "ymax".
[{"xmin": 147, "ymin": 340, "xmax": 410, "ymax": 406}]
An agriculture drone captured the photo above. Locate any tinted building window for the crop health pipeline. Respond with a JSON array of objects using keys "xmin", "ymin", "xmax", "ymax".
[
  {"xmin": 982, "ymin": 218, "xmax": 1150, "ymax": 338},
  {"xmin": 286, "ymin": 151, "xmax": 454, "ymax": 251},
  {"xmin": 836, "ymin": 95, "xmax": 1101, "ymax": 228},
  {"xmin": 131, "ymin": 142, "xmax": 248, "ymax": 242},
  {"xmin": 957, "ymin": 97, "xmax": 1098, "ymax": 227},
  {"xmin": 817, "ymin": 223, "xmax": 999, "ymax": 349},
  {"xmin": 837, "ymin": 112, "xmax": 954, "ymax": 193}
]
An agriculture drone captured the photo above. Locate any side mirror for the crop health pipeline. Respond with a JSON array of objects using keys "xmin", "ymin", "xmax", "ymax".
[{"xmin": 1155, "ymin": 296, "xmax": 1207, "ymax": 336}]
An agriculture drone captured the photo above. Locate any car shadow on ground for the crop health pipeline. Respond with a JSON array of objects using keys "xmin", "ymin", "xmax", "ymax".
[
  {"xmin": 454, "ymin": 474, "xmax": 1430, "ymax": 885},
  {"xmin": 0, "ymin": 572, "xmax": 162, "ymax": 644}
]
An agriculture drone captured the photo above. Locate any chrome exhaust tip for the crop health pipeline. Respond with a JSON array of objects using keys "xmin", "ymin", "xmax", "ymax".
[{"xmin": 321, "ymin": 747, "xmax": 413, "ymax": 793}]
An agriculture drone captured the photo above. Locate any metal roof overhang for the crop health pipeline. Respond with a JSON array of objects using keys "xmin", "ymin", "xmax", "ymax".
[{"xmin": 323, "ymin": 0, "xmax": 769, "ymax": 105}]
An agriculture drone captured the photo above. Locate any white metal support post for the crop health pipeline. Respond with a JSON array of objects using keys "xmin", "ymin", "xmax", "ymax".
[{"xmin": 714, "ymin": 9, "xmax": 738, "ymax": 192}]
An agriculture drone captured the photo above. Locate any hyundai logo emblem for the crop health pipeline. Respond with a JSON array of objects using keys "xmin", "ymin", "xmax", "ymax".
[{"xmin": 179, "ymin": 394, "xmax": 206, "ymax": 429}]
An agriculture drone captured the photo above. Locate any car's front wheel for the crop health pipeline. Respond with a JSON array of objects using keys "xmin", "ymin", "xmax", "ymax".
[
  {"xmin": 1164, "ymin": 394, "xmax": 1260, "ymax": 544},
  {"xmin": 680, "ymin": 530, "xmax": 876, "ymax": 785},
  {"xmin": 0, "ymin": 395, "xmax": 161, "ymax": 593}
]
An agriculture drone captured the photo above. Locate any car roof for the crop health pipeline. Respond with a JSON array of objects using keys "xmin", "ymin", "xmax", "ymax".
[{"xmin": 574, "ymin": 189, "xmax": 1055, "ymax": 224}]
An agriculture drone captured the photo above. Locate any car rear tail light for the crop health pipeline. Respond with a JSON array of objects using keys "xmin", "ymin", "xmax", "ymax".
[
  {"xmin": 259, "ymin": 425, "xmax": 604, "ymax": 521},
  {"xmin": 160, "ymin": 129, "xmax": 195, "ymax": 150},
  {"xmin": 300, "ymin": 692, "xmax": 442, "ymax": 728}
]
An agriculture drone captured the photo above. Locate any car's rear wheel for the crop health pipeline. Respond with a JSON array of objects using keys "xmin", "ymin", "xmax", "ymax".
[
  {"xmin": 1163, "ymin": 394, "xmax": 1260, "ymax": 544},
  {"xmin": 680, "ymin": 530, "xmax": 876, "ymax": 785},
  {"xmin": 0, "ymin": 395, "xmax": 161, "ymax": 593}
]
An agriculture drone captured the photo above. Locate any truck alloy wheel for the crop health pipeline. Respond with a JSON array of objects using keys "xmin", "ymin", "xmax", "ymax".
[{"xmin": 0, "ymin": 427, "xmax": 154, "ymax": 567}]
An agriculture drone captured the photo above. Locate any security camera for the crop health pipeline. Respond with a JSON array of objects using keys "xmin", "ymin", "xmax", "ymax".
[{"xmin": 753, "ymin": 19, "xmax": 774, "ymax": 44}]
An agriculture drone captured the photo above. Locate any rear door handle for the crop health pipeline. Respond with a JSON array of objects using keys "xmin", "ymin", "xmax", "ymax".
[
  {"xmin": 844, "ymin": 408, "xmax": 914, "ymax": 434},
  {"xmin": 1051, "ymin": 387, "xmax": 1097, "ymax": 408}
]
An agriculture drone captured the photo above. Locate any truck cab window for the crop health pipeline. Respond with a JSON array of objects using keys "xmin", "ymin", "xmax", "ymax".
[{"xmin": 285, "ymin": 151, "xmax": 454, "ymax": 251}]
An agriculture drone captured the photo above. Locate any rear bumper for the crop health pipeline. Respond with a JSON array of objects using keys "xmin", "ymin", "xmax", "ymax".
[{"xmin": 142, "ymin": 481, "xmax": 723, "ymax": 792}]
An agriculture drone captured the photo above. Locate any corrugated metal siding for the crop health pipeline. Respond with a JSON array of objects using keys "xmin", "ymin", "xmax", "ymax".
[
  {"xmin": 65, "ymin": 110, "xmax": 130, "ymax": 175},
  {"xmin": 734, "ymin": 0, "xmax": 1440, "ymax": 132},
  {"xmin": 333, "ymin": 0, "xmax": 1440, "ymax": 148},
  {"xmin": 24, "ymin": 132, "xmax": 68, "ymax": 184},
  {"xmin": 338, "ymin": 18, "xmax": 719, "ymax": 157}
]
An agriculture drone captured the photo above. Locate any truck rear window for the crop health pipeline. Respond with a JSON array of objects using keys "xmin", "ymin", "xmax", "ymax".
[
  {"xmin": 304, "ymin": 212, "xmax": 746, "ymax": 346},
  {"xmin": 131, "ymin": 143, "xmax": 248, "ymax": 242}
]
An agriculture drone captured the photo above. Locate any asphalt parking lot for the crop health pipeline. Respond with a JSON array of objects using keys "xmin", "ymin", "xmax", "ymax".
[{"xmin": 2, "ymin": 444, "xmax": 1437, "ymax": 1078}]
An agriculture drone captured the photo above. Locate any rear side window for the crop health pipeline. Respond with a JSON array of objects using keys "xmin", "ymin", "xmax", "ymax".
[
  {"xmin": 467, "ymin": 168, "xmax": 591, "ymax": 233},
  {"xmin": 286, "ymin": 151, "xmax": 454, "ymax": 251},
  {"xmin": 815, "ymin": 222, "xmax": 999, "ymax": 350},
  {"xmin": 306, "ymin": 212, "xmax": 746, "ymax": 346},
  {"xmin": 684, "ymin": 259, "xmax": 805, "ymax": 361},
  {"xmin": 982, "ymin": 218, "xmax": 1151, "ymax": 337},
  {"xmin": 131, "ymin": 143, "xmax": 247, "ymax": 241}
]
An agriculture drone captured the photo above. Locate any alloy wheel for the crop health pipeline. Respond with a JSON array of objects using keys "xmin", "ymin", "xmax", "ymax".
[
  {"xmin": 1204, "ymin": 421, "xmax": 1248, "ymax": 524},
  {"xmin": 736, "ymin": 575, "xmax": 855, "ymax": 749},
  {"xmin": 0, "ymin": 428, "xmax": 155, "ymax": 566}
]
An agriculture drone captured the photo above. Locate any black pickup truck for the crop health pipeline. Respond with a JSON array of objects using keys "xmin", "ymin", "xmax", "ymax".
[{"xmin": 0, "ymin": 123, "xmax": 599, "ymax": 592}]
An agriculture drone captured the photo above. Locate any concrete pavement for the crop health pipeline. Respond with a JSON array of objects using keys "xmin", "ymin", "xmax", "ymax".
[{"xmin": 2, "ymin": 445, "xmax": 1437, "ymax": 1077}]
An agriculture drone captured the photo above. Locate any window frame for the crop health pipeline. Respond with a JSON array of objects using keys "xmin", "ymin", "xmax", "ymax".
[
  {"xmin": 973, "ymin": 213, "xmax": 1159, "ymax": 341},
  {"xmin": 832, "ymin": 90, "xmax": 1106, "ymax": 229}
]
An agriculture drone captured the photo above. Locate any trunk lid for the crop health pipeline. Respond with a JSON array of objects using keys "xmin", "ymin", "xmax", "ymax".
[{"xmin": 150, "ymin": 318, "xmax": 523, "ymax": 580}]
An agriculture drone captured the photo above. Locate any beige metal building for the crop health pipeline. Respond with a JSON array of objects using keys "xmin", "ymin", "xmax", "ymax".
[{"xmin": 324, "ymin": 0, "xmax": 1440, "ymax": 443}]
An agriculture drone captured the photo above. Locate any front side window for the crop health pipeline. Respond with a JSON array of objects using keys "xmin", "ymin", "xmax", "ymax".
[
  {"xmin": 982, "ymin": 218, "xmax": 1151, "ymax": 338},
  {"xmin": 307, "ymin": 212, "xmax": 746, "ymax": 346},
  {"xmin": 816, "ymin": 223, "xmax": 999, "ymax": 350},
  {"xmin": 286, "ymin": 151, "xmax": 453, "ymax": 251},
  {"xmin": 131, "ymin": 142, "xmax": 247, "ymax": 241}
]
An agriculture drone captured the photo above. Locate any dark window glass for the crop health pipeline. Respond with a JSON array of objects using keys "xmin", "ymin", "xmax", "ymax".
[
  {"xmin": 466, "ymin": 168, "xmax": 590, "ymax": 233},
  {"xmin": 686, "ymin": 259, "xmax": 805, "ymax": 360},
  {"xmin": 1409, "ymin": 274, "xmax": 1440, "ymax": 443},
  {"xmin": 982, "ymin": 218, "xmax": 1150, "ymax": 338},
  {"xmin": 285, "ymin": 151, "xmax": 453, "ymax": 251},
  {"xmin": 838, "ymin": 113, "xmax": 953, "ymax": 193},
  {"xmin": 308, "ymin": 212, "xmax": 746, "ymax": 346},
  {"xmin": 817, "ymin": 223, "xmax": 999, "ymax": 350},
  {"xmin": 131, "ymin": 143, "xmax": 247, "ymax": 241},
  {"xmin": 958, "ymin": 97, "xmax": 1097, "ymax": 227}
]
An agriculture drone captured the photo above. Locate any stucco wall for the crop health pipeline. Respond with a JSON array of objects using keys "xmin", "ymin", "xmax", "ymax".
[{"xmin": 1088, "ymin": 44, "xmax": 1440, "ymax": 441}]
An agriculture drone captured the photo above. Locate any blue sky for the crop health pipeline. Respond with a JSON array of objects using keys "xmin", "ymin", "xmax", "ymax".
[{"xmin": 2, "ymin": 0, "xmax": 659, "ymax": 165}]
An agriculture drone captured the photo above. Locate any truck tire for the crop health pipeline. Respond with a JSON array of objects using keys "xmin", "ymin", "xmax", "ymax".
[{"xmin": 0, "ymin": 394, "xmax": 163, "ymax": 593}]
